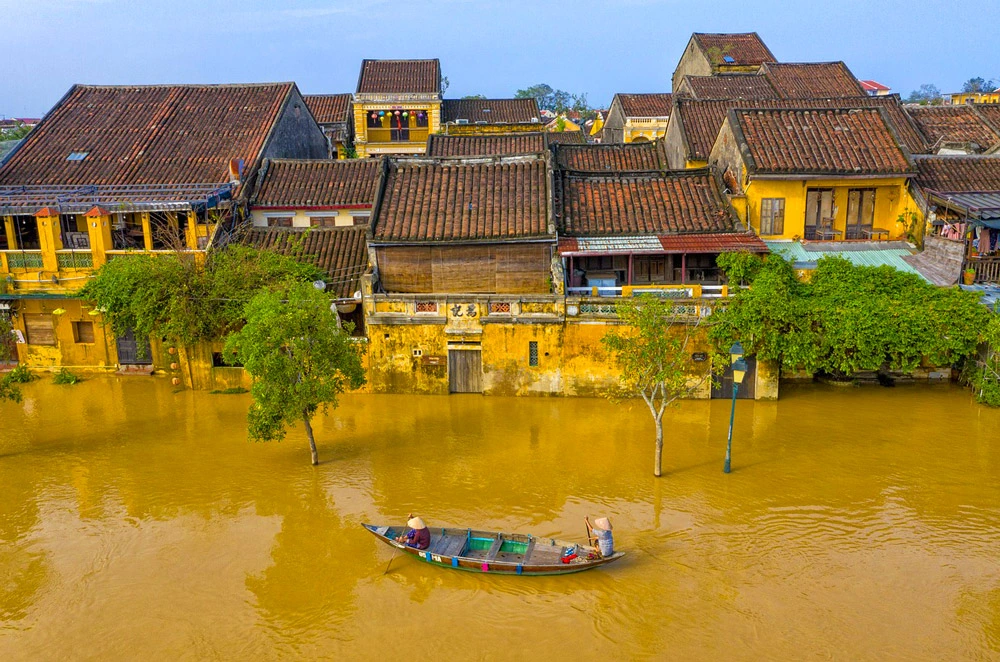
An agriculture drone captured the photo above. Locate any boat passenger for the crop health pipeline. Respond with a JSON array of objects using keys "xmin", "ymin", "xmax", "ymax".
[{"xmin": 396, "ymin": 516, "xmax": 431, "ymax": 550}]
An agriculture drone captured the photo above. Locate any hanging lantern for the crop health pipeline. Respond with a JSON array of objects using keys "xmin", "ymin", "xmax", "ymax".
[
  {"xmin": 402, "ymin": 111, "xmax": 409, "ymax": 118},
  {"xmin": 378, "ymin": 110, "xmax": 385, "ymax": 116},
  {"xmin": 370, "ymin": 112, "xmax": 377, "ymax": 119}
]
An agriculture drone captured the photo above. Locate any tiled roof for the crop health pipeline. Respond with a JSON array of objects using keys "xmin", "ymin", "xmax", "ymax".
[
  {"xmin": 761, "ymin": 62, "xmax": 867, "ymax": 99},
  {"xmin": 681, "ymin": 74, "xmax": 778, "ymax": 100},
  {"xmin": 426, "ymin": 133, "xmax": 547, "ymax": 157},
  {"xmin": 692, "ymin": 33, "xmax": 776, "ymax": 67},
  {"xmin": 303, "ymin": 94, "xmax": 352, "ymax": 125},
  {"xmin": 371, "ymin": 155, "xmax": 553, "ymax": 242},
  {"xmin": 238, "ymin": 226, "xmax": 368, "ymax": 298},
  {"xmin": 972, "ymin": 104, "xmax": 1000, "ymax": 134},
  {"xmin": 556, "ymin": 168, "xmax": 740, "ymax": 236},
  {"xmin": 554, "ymin": 142, "xmax": 668, "ymax": 172},
  {"xmin": 545, "ymin": 131, "xmax": 587, "ymax": 145},
  {"xmin": 730, "ymin": 108, "xmax": 914, "ymax": 176},
  {"xmin": 441, "ymin": 98, "xmax": 540, "ymax": 124},
  {"xmin": 905, "ymin": 106, "xmax": 1000, "ymax": 151},
  {"xmin": 356, "ymin": 59, "xmax": 440, "ymax": 95},
  {"xmin": 618, "ymin": 93, "xmax": 673, "ymax": 118},
  {"xmin": 253, "ymin": 159, "xmax": 381, "ymax": 208},
  {"xmin": 675, "ymin": 95, "xmax": 928, "ymax": 162},
  {"xmin": 0, "ymin": 83, "xmax": 295, "ymax": 187},
  {"xmin": 860, "ymin": 80, "xmax": 890, "ymax": 93},
  {"xmin": 913, "ymin": 155, "xmax": 1000, "ymax": 193}
]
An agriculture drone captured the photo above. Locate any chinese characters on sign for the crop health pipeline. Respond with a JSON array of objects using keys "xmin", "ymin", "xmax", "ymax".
[{"xmin": 449, "ymin": 304, "xmax": 478, "ymax": 318}]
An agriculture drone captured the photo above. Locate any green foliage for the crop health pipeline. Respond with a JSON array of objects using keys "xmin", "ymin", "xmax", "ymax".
[
  {"xmin": 80, "ymin": 245, "xmax": 325, "ymax": 347},
  {"xmin": 53, "ymin": 369, "xmax": 81, "ymax": 385},
  {"xmin": 7, "ymin": 365, "xmax": 35, "ymax": 383},
  {"xmin": 0, "ymin": 122, "xmax": 32, "ymax": 141},
  {"xmin": 897, "ymin": 210, "xmax": 922, "ymax": 245},
  {"xmin": 906, "ymin": 84, "xmax": 943, "ymax": 105},
  {"xmin": 224, "ymin": 281, "xmax": 366, "ymax": 445},
  {"xmin": 716, "ymin": 251, "xmax": 764, "ymax": 286},
  {"xmin": 710, "ymin": 254, "xmax": 991, "ymax": 378},
  {"xmin": 0, "ymin": 313, "xmax": 14, "ymax": 361},
  {"xmin": 462, "ymin": 94, "xmax": 487, "ymax": 99},
  {"xmin": 0, "ymin": 373, "xmax": 21, "ymax": 403},
  {"xmin": 961, "ymin": 77, "xmax": 995, "ymax": 93},
  {"xmin": 210, "ymin": 387, "xmax": 248, "ymax": 395},
  {"xmin": 515, "ymin": 83, "xmax": 591, "ymax": 115},
  {"xmin": 967, "ymin": 315, "xmax": 1000, "ymax": 407}
]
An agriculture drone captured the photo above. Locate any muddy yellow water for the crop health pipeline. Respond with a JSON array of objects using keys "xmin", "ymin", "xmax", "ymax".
[{"xmin": 1, "ymin": 377, "xmax": 999, "ymax": 660}]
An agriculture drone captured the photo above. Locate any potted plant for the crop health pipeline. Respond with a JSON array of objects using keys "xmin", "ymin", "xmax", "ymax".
[{"xmin": 963, "ymin": 267, "xmax": 976, "ymax": 285}]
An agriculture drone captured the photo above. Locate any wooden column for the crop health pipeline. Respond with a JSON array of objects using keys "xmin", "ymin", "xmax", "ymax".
[
  {"xmin": 185, "ymin": 211, "xmax": 199, "ymax": 250},
  {"xmin": 85, "ymin": 206, "xmax": 113, "ymax": 268},
  {"xmin": 140, "ymin": 212, "xmax": 153, "ymax": 252},
  {"xmin": 34, "ymin": 207, "xmax": 63, "ymax": 272},
  {"xmin": 3, "ymin": 215, "xmax": 16, "ymax": 249}
]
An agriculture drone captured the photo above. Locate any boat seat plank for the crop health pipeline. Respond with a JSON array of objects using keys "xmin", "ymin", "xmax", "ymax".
[
  {"xmin": 431, "ymin": 533, "xmax": 467, "ymax": 557},
  {"xmin": 485, "ymin": 535, "xmax": 505, "ymax": 562},
  {"xmin": 522, "ymin": 538, "xmax": 536, "ymax": 564}
]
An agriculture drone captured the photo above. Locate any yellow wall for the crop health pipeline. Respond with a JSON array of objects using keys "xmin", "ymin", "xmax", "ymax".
[
  {"xmin": 353, "ymin": 102, "xmax": 441, "ymax": 157},
  {"xmin": 741, "ymin": 177, "xmax": 919, "ymax": 241},
  {"xmin": 624, "ymin": 119, "xmax": 669, "ymax": 143},
  {"xmin": 949, "ymin": 92, "xmax": 1000, "ymax": 104},
  {"xmin": 250, "ymin": 208, "xmax": 368, "ymax": 228},
  {"xmin": 11, "ymin": 298, "xmax": 116, "ymax": 371}
]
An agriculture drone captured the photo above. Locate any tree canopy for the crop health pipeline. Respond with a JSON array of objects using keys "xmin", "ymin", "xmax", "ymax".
[
  {"xmin": 710, "ymin": 253, "xmax": 990, "ymax": 378},
  {"xmin": 961, "ymin": 77, "xmax": 996, "ymax": 93},
  {"xmin": 906, "ymin": 84, "xmax": 942, "ymax": 105},
  {"xmin": 224, "ymin": 281, "xmax": 366, "ymax": 465},
  {"xmin": 515, "ymin": 83, "xmax": 592, "ymax": 115},
  {"xmin": 80, "ymin": 244, "xmax": 324, "ymax": 347}
]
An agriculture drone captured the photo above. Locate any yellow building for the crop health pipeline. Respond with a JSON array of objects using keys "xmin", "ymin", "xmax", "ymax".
[
  {"xmin": 438, "ymin": 98, "xmax": 542, "ymax": 135},
  {"xmin": 0, "ymin": 82, "xmax": 329, "ymax": 386},
  {"xmin": 709, "ymin": 107, "xmax": 919, "ymax": 242},
  {"xmin": 949, "ymin": 89, "xmax": 1000, "ymax": 105},
  {"xmin": 352, "ymin": 59, "xmax": 442, "ymax": 157},
  {"xmin": 602, "ymin": 94, "xmax": 672, "ymax": 144}
]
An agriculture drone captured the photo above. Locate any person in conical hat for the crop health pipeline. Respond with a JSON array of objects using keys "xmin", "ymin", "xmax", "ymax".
[{"xmin": 395, "ymin": 513, "xmax": 431, "ymax": 550}]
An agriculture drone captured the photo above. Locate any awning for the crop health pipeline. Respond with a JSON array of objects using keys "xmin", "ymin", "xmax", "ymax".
[
  {"xmin": 0, "ymin": 183, "xmax": 234, "ymax": 215},
  {"xmin": 927, "ymin": 190, "xmax": 1000, "ymax": 221},
  {"xmin": 559, "ymin": 233, "xmax": 768, "ymax": 255}
]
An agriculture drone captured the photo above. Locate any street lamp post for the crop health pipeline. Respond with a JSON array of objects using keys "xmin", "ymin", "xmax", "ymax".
[{"xmin": 724, "ymin": 342, "xmax": 748, "ymax": 474}]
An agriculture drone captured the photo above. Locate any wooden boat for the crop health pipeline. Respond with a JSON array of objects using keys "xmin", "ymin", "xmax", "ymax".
[{"xmin": 363, "ymin": 523, "xmax": 625, "ymax": 576}]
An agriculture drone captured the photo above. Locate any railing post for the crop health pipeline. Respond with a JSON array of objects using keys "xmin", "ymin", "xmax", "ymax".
[
  {"xmin": 2, "ymin": 215, "xmax": 15, "ymax": 250},
  {"xmin": 85, "ymin": 206, "xmax": 113, "ymax": 269},
  {"xmin": 34, "ymin": 207, "xmax": 63, "ymax": 273}
]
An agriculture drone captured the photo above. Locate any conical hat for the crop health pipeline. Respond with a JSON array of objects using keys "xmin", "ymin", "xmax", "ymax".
[
  {"xmin": 407, "ymin": 516, "xmax": 426, "ymax": 530},
  {"xmin": 593, "ymin": 517, "xmax": 612, "ymax": 531}
]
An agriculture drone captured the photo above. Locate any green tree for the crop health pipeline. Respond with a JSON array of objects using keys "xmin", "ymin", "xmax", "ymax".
[
  {"xmin": 711, "ymin": 253, "xmax": 990, "ymax": 379},
  {"xmin": 0, "ymin": 121, "xmax": 32, "ymax": 141},
  {"xmin": 961, "ymin": 77, "xmax": 995, "ymax": 93},
  {"xmin": 967, "ymin": 314, "xmax": 1000, "ymax": 407},
  {"xmin": 224, "ymin": 282, "xmax": 366, "ymax": 465},
  {"xmin": 906, "ymin": 84, "xmax": 942, "ymax": 105},
  {"xmin": 515, "ymin": 83, "xmax": 592, "ymax": 115},
  {"xmin": 0, "ymin": 374, "xmax": 20, "ymax": 403},
  {"xmin": 462, "ymin": 94, "xmax": 487, "ymax": 100},
  {"xmin": 602, "ymin": 298, "xmax": 709, "ymax": 477}
]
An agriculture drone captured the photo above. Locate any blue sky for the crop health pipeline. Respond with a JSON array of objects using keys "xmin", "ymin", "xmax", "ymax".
[{"xmin": 2, "ymin": 0, "xmax": 999, "ymax": 118}]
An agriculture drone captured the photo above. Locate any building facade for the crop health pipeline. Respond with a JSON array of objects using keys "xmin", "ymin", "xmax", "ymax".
[{"xmin": 352, "ymin": 59, "xmax": 442, "ymax": 157}]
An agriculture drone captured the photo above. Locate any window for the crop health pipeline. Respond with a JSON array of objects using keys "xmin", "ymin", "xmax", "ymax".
[
  {"xmin": 804, "ymin": 189, "xmax": 835, "ymax": 239},
  {"xmin": 759, "ymin": 198, "xmax": 785, "ymax": 235},
  {"xmin": 24, "ymin": 314, "xmax": 56, "ymax": 346},
  {"xmin": 309, "ymin": 216, "xmax": 337, "ymax": 228},
  {"xmin": 67, "ymin": 151, "xmax": 89, "ymax": 161},
  {"xmin": 529, "ymin": 341, "xmax": 539, "ymax": 367},
  {"xmin": 846, "ymin": 189, "xmax": 876, "ymax": 239},
  {"xmin": 266, "ymin": 216, "xmax": 293, "ymax": 228},
  {"xmin": 72, "ymin": 321, "xmax": 95, "ymax": 344}
]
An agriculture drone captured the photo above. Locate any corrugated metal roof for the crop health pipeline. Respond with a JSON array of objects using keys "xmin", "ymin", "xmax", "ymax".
[
  {"xmin": 576, "ymin": 236, "xmax": 662, "ymax": 252},
  {"xmin": 939, "ymin": 192, "xmax": 1000, "ymax": 220},
  {"xmin": 764, "ymin": 240, "xmax": 925, "ymax": 279}
]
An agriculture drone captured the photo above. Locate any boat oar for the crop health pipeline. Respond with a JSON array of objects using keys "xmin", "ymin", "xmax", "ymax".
[{"xmin": 383, "ymin": 543, "xmax": 401, "ymax": 575}]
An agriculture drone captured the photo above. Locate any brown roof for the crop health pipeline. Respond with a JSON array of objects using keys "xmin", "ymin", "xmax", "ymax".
[
  {"xmin": 441, "ymin": 98, "xmax": 540, "ymax": 124},
  {"xmin": 425, "ymin": 133, "xmax": 547, "ymax": 157},
  {"xmin": 692, "ymin": 33, "xmax": 776, "ymax": 67},
  {"xmin": 972, "ymin": 104, "xmax": 1000, "ymax": 135},
  {"xmin": 554, "ymin": 142, "xmax": 668, "ymax": 172},
  {"xmin": 303, "ymin": 94, "xmax": 352, "ymax": 125},
  {"xmin": 253, "ymin": 159, "xmax": 381, "ymax": 208},
  {"xmin": 729, "ymin": 108, "xmax": 914, "ymax": 176},
  {"xmin": 905, "ymin": 106, "xmax": 1000, "ymax": 151},
  {"xmin": 681, "ymin": 74, "xmax": 778, "ymax": 100},
  {"xmin": 913, "ymin": 155, "xmax": 1000, "ymax": 193},
  {"xmin": 371, "ymin": 155, "xmax": 554, "ymax": 243},
  {"xmin": 761, "ymin": 62, "xmax": 867, "ymax": 99},
  {"xmin": 0, "ymin": 83, "xmax": 294, "ymax": 187},
  {"xmin": 356, "ymin": 59, "xmax": 440, "ymax": 95},
  {"xmin": 545, "ymin": 131, "xmax": 587, "ymax": 145},
  {"xmin": 238, "ymin": 226, "xmax": 368, "ymax": 298},
  {"xmin": 617, "ymin": 93, "xmax": 673, "ymax": 118},
  {"xmin": 557, "ymin": 168, "xmax": 740, "ymax": 236},
  {"xmin": 674, "ymin": 95, "xmax": 928, "ymax": 162}
]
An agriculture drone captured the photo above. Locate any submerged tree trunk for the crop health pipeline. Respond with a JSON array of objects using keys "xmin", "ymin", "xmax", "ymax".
[
  {"xmin": 654, "ymin": 415, "xmax": 664, "ymax": 477},
  {"xmin": 303, "ymin": 409, "xmax": 319, "ymax": 466}
]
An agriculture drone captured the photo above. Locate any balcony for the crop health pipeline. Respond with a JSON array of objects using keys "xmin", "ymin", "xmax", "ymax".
[
  {"xmin": 365, "ymin": 128, "xmax": 429, "ymax": 145},
  {"xmin": 968, "ymin": 255, "xmax": 1000, "ymax": 284}
]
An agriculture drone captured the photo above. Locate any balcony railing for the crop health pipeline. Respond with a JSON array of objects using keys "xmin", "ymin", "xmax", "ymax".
[
  {"xmin": 565, "ymin": 284, "xmax": 728, "ymax": 298},
  {"xmin": 969, "ymin": 256, "xmax": 1000, "ymax": 283},
  {"xmin": 56, "ymin": 251, "xmax": 94, "ymax": 269},
  {"xmin": 2, "ymin": 250, "xmax": 43, "ymax": 270},
  {"xmin": 366, "ymin": 128, "xmax": 430, "ymax": 144}
]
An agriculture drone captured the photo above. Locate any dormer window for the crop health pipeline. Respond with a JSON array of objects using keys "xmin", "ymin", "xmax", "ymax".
[{"xmin": 67, "ymin": 151, "xmax": 89, "ymax": 161}]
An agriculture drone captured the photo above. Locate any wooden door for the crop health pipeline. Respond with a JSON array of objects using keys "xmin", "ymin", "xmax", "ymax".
[
  {"xmin": 846, "ymin": 189, "xmax": 876, "ymax": 239},
  {"xmin": 805, "ymin": 189, "xmax": 834, "ymax": 239},
  {"xmin": 116, "ymin": 329, "xmax": 153, "ymax": 365},
  {"xmin": 448, "ymin": 349, "xmax": 483, "ymax": 393},
  {"xmin": 711, "ymin": 356, "xmax": 757, "ymax": 400}
]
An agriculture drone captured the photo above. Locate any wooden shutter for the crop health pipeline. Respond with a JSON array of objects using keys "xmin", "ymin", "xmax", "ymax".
[{"xmin": 24, "ymin": 314, "xmax": 56, "ymax": 346}]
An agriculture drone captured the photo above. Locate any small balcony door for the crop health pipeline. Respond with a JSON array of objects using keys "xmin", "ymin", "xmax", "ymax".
[
  {"xmin": 845, "ymin": 189, "xmax": 876, "ymax": 239},
  {"xmin": 805, "ymin": 189, "xmax": 834, "ymax": 240}
]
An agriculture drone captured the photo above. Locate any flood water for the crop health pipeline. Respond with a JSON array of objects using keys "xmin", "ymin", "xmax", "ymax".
[{"xmin": 1, "ymin": 376, "xmax": 998, "ymax": 660}]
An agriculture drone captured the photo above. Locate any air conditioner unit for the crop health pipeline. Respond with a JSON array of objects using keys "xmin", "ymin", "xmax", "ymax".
[
  {"xmin": 475, "ymin": 120, "xmax": 488, "ymax": 125},
  {"xmin": 455, "ymin": 119, "xmax": 469, "ymax": 125}
]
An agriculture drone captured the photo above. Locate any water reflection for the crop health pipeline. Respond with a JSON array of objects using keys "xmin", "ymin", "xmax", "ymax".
[{"xmin": 0, "ymin": 377, "xmax": 997, "ymax": 659}]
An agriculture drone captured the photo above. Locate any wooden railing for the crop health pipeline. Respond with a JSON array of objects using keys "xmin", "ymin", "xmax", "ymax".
[
  {"xmin": 366, "ymin": 128, "xmax": 430, "ymax": 144},
  {"xmin": 970, "ymin": 256, "xmax": 1000, "ymax": 284}
]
